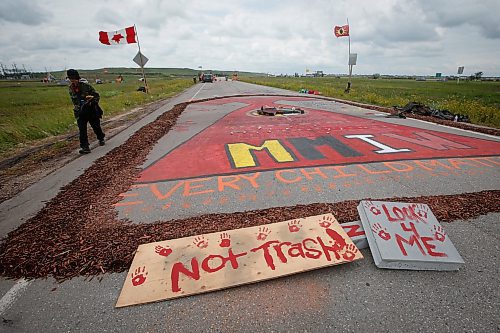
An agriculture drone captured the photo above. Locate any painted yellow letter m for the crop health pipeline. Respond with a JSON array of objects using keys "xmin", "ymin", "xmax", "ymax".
[{"xmin": 226, "ymin": 140, "xmax": 296, "ymax": 168}]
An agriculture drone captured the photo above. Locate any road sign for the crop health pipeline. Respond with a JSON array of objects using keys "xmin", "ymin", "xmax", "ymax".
[
  {"xmin": 133, "ymin": 51, "xmax": 149, "ymax": 67},
  {"xmin": 349, "ymin": 53, "xmax": 357, "ymax": 65}
]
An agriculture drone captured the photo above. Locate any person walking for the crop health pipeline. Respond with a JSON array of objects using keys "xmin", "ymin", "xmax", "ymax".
[{"xmin": 67, "ymin": 69, "xmax": 105, "ymax": 154}]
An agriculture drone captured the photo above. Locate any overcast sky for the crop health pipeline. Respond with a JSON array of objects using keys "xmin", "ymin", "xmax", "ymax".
[{"xmin": 1, "ymin": 0, "xmax": 499, "ymax": 76}]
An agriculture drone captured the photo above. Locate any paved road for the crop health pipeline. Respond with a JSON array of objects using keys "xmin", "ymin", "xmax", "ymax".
[{"xmin": 0, "ymin": 80, "xmax": 499, "ymax": 332}]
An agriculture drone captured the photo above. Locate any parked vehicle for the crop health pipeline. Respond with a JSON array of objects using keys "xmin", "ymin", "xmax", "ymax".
[{"xmin": 202, "ymin": 74, "xmax": 213, "ymax": 83}]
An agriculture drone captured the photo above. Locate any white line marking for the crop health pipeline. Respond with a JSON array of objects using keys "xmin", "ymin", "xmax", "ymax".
[
  {"xmin": 0, "ymin": 278, "xmax": 32, "ymax": 315},
  {"xmin": 189, "ymin": 83, "xmax": 205, "ymax": 101}
]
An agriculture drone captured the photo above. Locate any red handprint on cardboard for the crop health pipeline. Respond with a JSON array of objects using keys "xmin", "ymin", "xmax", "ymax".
[
  {"xmin": 319, "ymin": 215, "xmax": 334, "ymax": 228},
  {"xmin": 288, "ymin": 220, "xmax": 302, "ymax": 233},
  {"xmin": 256, "ymin": 226, "xmax": 271, "ymax": 241},
  {"xmin": 371, "ymin": 223, "xmax": 391, "ymax": 241},
  {"xmin": 342, "ymin": 244, "xmax": 358, "ymax": 261},
  {"xmin": 131, "ymin": 266, "xmax": 148, "ymax": 287},
  {"xmin": 193, "ymin": 235, "xmax": 208, "ymax": 249},
  {"xmin": 154, "ymin": 245, "xmax": 172, "ymax": 257},
  {"xmin": 219, "ymin": 232, "xmax": 231, "ymax": 247}
]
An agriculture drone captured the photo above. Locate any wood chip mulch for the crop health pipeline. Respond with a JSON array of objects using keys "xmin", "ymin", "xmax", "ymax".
[{"xmin": 0, "ymin": 96, "xmax": 499, "ymax": 282}]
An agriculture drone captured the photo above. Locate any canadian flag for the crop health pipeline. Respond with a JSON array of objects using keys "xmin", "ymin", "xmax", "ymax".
[{"xmin": 99, "ymin": 26, "xmax": 137, "ymax": 45}]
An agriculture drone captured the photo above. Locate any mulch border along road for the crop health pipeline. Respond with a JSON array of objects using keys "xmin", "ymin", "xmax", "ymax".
[{"xmin": 0, "ymin": 96, "xmax": 499, "ymax": 281}]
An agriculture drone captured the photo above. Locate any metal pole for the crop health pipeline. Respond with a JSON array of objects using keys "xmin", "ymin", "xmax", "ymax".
[
  {"xmin": 134, "ymin": 24, "xmax": 149, "ymax": 93},
  {"xmin": 346, "ymin": 17, "xmax": 351, "ymax": 93}
]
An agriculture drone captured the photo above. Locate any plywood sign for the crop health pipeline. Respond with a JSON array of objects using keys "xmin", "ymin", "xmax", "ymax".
[
  {"xmin": 357, "ymin": 200, "xmax": 464, "ymax": 271},
  {"xmin": 116, "ymin": 214, "xmax": 363, "ymax": 307}
]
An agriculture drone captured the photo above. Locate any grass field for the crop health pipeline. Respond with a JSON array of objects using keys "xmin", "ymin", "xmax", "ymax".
[
  {"xmin": 239, "ymin": 76, "xmax": 500, "ymax": 128},
  {"xmin": 0, "ymin": 75, "xmax": 194, "ymax": 156}
]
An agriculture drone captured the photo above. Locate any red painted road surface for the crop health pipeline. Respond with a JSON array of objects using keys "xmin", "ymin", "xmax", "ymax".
[{"xmin": 138, "ymin": 96, "xmax": 500, "ymax": 183}]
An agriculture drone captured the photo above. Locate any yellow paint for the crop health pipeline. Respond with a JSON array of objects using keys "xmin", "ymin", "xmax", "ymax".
[{"xmin": 227, "ymin": 140, "xmax": 295, "ymax": 168}]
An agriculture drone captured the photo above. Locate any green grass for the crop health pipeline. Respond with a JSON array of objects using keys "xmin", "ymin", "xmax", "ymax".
[
  {"xmin": 239, "ymin": 77, "xmax": 500, "ymax": 128},
  {"xmin": 0, "ymin": 76, "xmax": 194, "ymax": 155}
]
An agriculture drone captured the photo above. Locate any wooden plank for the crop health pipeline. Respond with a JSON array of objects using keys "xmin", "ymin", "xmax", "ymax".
[{"xmin": 116, "ymin": 213, "xmax": 363, "ymax": 307}]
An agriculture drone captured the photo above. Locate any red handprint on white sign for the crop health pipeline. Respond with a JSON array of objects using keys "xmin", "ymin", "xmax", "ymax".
[{"xmin": 372, "ymin": 223, "xmax": 391, "ymax": 241}]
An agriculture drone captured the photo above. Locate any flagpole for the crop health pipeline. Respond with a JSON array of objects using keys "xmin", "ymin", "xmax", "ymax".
[
  {"xmin": 134, "ymin": 24, "xmax": 149, "ymax": 94},
  {"xmin": 346, "ymin": 17, "xmax": 352, "ymax": 93}
]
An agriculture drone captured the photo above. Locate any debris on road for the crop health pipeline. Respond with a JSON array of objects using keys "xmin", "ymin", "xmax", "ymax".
[
  {"xmin": 393, "ymin": 102, "xmax": 470, "ymax": 123},
  {"xmin": 299, "ymin": 88, "xmax": 321, "ymax": 95},
  {"xmin": 257, "ymin": 105, "xmax": 305, "ymax": 116}
]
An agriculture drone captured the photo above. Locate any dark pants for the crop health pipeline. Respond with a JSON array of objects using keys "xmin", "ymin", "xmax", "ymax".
[{"xmin": 77, "ymin": 108, "xmax": 105, "ymax": 149}]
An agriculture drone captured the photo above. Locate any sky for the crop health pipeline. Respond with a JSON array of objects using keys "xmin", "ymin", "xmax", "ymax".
[{"xmin": 1, "ymin": 0, "xmax": 499, "ymax": 76}]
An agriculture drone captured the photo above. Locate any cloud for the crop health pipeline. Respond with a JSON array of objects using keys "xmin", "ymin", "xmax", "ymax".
[
  {"xmin": 0, "ymin": 0, "xmax": 498, "ymax": 76},
  {"xmin": 419, "ymin": 0, "xmax": 500, "ymax": 39},
  {"xmin": 0, "ymin": 0, "xmax": 51, "ymax": 25}
]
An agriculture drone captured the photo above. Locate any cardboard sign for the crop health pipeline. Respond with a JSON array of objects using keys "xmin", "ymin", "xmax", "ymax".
[
  {"xmin": 358, "ymin": 201, "xmax": 464, "ymax": 271},
  {"xmin": 116, "ymin": 214, "xmax": 363, "ymax": 307}
]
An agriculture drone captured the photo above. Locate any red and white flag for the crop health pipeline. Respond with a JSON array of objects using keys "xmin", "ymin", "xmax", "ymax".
[
  {"xmin": 99, "ymin": 26, "xmax": 137, "ymax": 45},
  {"xmin": 334, "ymin": 25, "xmax": 349, "ymax": 38}
]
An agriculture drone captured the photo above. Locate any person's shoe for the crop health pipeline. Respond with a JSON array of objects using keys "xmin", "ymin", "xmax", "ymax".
[
  {"xmin": 99, "ymin": 139, "xmax": 105, "ymax": 146},
  {"xmin": 79, "ymin": 147, "xmax": 91, "ymax": 154}
]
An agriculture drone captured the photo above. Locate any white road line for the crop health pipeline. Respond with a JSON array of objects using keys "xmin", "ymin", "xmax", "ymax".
[
  {"xmin": 189, "ymin": 83, "xmax": 205, "ymax": 101},
  {"xmin": 0, "ymin": 278, "xmax": 32, "ymax": 315}
]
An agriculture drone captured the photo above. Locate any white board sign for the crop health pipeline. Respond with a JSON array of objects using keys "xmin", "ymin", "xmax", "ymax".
[{"xmin": 358, "ymin": 200, "xmax": 464, "ymax": 271}]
